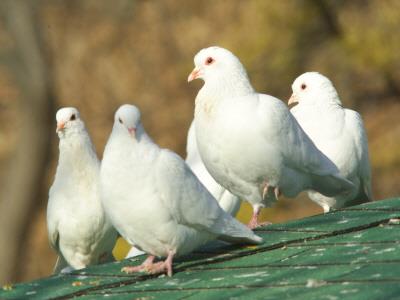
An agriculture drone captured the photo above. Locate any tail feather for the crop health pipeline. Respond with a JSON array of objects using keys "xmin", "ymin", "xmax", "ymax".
[
  {"xmin": 218, "ymin": 233, "xmax": 263, "ymax": 245},
  {"xmin": 211, "ymin": 212, "xmax": 263, "ymax": 245},
  {"xmin": 346, "ymin": 181, "xmax": 373, "ymax": 207},
  {"xmin": 311, "ymin": 173, "xmax": 354, "ymax": 198},
  {"xmin": 53, "ymin": 255, "xmax": 69, "ymax": 274},
  {"xmin": 362, "ymin": 178, "xmax": 373, "ymax": 202}
]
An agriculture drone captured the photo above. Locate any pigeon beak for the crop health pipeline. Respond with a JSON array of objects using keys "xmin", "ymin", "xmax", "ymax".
[
  {"xmin": 288, "ymin": 93, "xmax": 298, "ymax": 106},
  {"xmin": 128, "ymin": 127, "xmax": 136, "ymax": 137},
  {"xmin": 56, "ymin": 122, "xmax": 65, "ymax": 133},
  {"xmin": 188, "ymin": 67, "xmax": 202, "ymax": 82}
]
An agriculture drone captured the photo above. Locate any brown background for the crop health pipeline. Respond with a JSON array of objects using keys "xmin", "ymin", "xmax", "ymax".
[{"xmin": 0, "ymin": 0, "xmax": 399, "ymax": 284}]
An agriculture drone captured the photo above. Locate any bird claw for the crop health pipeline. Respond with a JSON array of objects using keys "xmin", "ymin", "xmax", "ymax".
[
  {"xmin": 259, "ymin": 220, "xmax": 273, "ymax": 227},
  {"xmin": 121, "ymin": 265, "xmax": 146, "ymax": 274},
  {"xmin": 144, "ymin": 262, "xmax": 172, "ymax": 277},
  {"xmin": 121, "ymin": 255, "xmax": 155, "ymax": 274},
  {"xmin": 122, "ymin": 252, "xmax": 174, "ymax": 277},
  {"xmin": 145, "ymin": 251, "xmax": 174, "ymax": 277},
  {"xmin": 248, "ymin": 219, "xmax": 272, "ymax": 230},
  {"xmin": 247, "ymin": 211, "xmax": 272, "ymax": 229}
]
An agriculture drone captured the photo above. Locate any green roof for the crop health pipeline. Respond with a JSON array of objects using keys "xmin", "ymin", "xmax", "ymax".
[{"xmin": 2, "ymin": 198, "xmax": 400, "ymax": 299}]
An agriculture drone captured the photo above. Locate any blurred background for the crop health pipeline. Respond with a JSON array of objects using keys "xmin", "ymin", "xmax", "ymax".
[{"xmin": 0, "ymin": 0, "xmax": 399, "ymax": 285}]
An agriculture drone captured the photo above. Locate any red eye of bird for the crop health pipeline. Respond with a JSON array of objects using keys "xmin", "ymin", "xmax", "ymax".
[
  {"xmin": 119, "ymin": 118, "xmax": 123, "ymax": 124},
  {"xmin": 205, "ymin": 57, "xmax": 214, "ymax": 65},
  {"xmin": 301, "ymin": 83, "xmax": 307, "ymax": 90},
  {"xmin": 70, "ymin": 114, "xmax": 76, "ymax": 121}
]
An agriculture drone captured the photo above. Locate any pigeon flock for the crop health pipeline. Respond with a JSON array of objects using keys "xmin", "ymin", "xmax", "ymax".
[{"xmin": 48, "ymin": 46, "xmax": 372, "ymax": 276}]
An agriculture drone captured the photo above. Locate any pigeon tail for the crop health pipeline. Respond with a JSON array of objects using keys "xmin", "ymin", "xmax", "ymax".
[
  {"xmin": 311, "ymin": 173, "xmax": 354, "ymax": 198},
  {"xmin": 346, "ymin": 182, "xmax": 374, "ymax": 207},
  {"xmin": 53, "ymin": 255, "xmax": 69, "ymax": 274},
  {"xmin": 212, "ymin": 212, "xmax": 263, "ymax": 245}
]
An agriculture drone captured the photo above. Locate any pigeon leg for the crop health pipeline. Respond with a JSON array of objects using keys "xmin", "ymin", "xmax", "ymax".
[
  {"xmin": 262, "ymin": 181, "xmax": 269, "ymax": 200},
  {"xmin": 248, "ymin": 205, "xmax": 272, "ymax": 229},
  {"xmin": 248, "ymin": 209, "xmax": 259, "ymax": 229},
  {"xmin": 262, "ymin": 181, "xmax": 281, "ymax": 201},
  {"xmin": 274, "ymin": 186, "xmax": 281, "ymax": 200},
  {"xmin": 121, "ymin": 255, "xmax": 155, "ymax": 274},
  {"xmin": 145, "ymin": 250, "xmax": 175, "ymax": 277}
]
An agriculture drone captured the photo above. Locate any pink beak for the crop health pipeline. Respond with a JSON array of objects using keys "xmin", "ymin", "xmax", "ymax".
[
  {"xmin": 288, "ymin": 93, "xmax": 298, "ymax": 106},
  {"xmin": 56, "ymin": 122, "xmax": 65, "ymax": 132},
  {"xmin": 128, "ymin": 127, "xmax": 136, "ymax": 137},
  {"xmin": 188, "ymin": 67, "xmax": 201, "ymax": 82}
]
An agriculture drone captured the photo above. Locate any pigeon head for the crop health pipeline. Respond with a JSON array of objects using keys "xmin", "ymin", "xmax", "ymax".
[
  {"xmin": 114, "ymin": 104, "xmax": 142, "ymax": 138},
  {"xmin": 188, "ymin": 46, "xmax": 246, "ymax": 82},
  {"xmin": 289, "ymin": 72, "xmax": 341, "ymax": 107},
  {"xmin": 188, "ymin": 46, "xmax": 241, "ymax": 82},
  {"xmin": 56, "ymin": 107, "xmax": 84, "ymax": 137},
  {"xmin": 188, "ymin": 46, "xmax": 254, "ymax": 96}
]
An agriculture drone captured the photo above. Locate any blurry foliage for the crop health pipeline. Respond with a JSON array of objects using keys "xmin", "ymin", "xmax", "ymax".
[{"xmin": 0, "ymin": 0, "xmax": 399, "ymax": 283}]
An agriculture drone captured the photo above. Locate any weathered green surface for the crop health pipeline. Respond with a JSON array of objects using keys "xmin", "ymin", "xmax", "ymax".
[{"xmin": 2, "ymin": 198, "xmax": 400, "ymax": 300}]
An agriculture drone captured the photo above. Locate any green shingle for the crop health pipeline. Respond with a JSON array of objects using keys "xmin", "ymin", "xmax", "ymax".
[{"xmin": 2, "ymin": 198, "xmax": 400, "ymax": 299}]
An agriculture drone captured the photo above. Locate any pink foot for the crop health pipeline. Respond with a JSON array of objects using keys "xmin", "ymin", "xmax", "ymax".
[
  {"xmin": 247, "ymin": 206, "xmax": 272, "ymax": 229},
  {"xmin": 247, "ymin": 218, "xmax": 272, "ymax": 229},
  {"xmin": 121, "ymin": 255, "xmax": 155, "ymax": 274},
  {"xmin": 145, "ymin": 262, "xmax": 171, "ymax": 276},
  {"xmin": 145, "ymin": 250, "xmax": 175, "ymax": 277},
  {"xmin": 247, "ymin": 213, "xmax": 259, "ymax": 229}
]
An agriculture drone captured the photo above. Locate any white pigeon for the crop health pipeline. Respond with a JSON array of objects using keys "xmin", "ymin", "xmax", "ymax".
[
  {"xmin": 188, "ymin": 46, "xmax": 354, "ymax": 229},
  {"xmin": 47, "ymin": 107, "xmax": 118, "ymax": 273},
  {"xmin": 289, "ymin": 72, "xmax": 373, "ymax": 212},
  {"xmin": 100, "ymin": 104, "xmax": 262, "ymax": 277},
  {"xmin": 186, "ymin": 121, "xmax": 241, "ymax": 216},
  {"xmin": 124, "ymin": 120, "xmax": 241, "ymax": 260}
]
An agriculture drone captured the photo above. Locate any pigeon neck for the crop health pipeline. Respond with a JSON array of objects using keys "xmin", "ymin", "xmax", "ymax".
[
  {"xmin": 58, "ymin": 132, "xmax": 99, "ymax": 176},
  {"xmin": 119, "ymin": 128, "xmax": 160, "ymax": 164},
  {"xmin": 137, "ymin": 135, "xmax": 155, "ymax": 151},
  {"xmin": 203, "ymin": 74, "xmax": 254, "ymax": 99},
  {"xmin": 127, "ymin": 125, "xmax": 154, "ymax": 147},
  {"xmin": 315, "ymin": 89, "xmax": 342, "ymax": 108},
  {"xmin": 114, "ymin": 125, "xmax": 156, "ymax": 153},
  {"xmin": 303, "ymin": 99, "xmax": 343, "ymax": 110}
]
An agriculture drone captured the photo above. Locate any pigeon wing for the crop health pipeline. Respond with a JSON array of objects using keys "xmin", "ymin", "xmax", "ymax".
[
  {"xmin": 156, "ymin": 150, "xmax": 262, "ymax": 244},
  {"xmin": 257, "ymin": 94, "xmax": 354, "ymax": 194},
  {"xmin": 346, "ymin": 110, "xmax": 373, "ymax": 200},
  {"xmin": 257, "ymin": 94, "xmax": 338, "ymax": 176}
]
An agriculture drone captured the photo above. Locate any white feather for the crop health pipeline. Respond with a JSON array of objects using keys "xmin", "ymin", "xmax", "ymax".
[
  {"xmin": 101, "ymin": 105, "xmax": 262, "ymax": 259},
  {"xmin": 290, "ymin": 72, "xmax": 372, "ymax": 212},
  {"xmin": 47, "ymin": 107, "xmax": 117, "ymax": 272},
  {"xmin": 185, "ymin": 121, "xmax": 241, "ymax": 216},
  {"xmin": 190, "ymin": 47, "xmax": 354, "ymax": 215}
]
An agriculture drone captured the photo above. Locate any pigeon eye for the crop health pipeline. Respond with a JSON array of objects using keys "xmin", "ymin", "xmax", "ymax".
[
  {"xmin": 119, "ymin": 118, "xmax": 123, "ymax": 124},
  {"xmin": 70, "ymin": 114, "xmax": 76, "ymax": 121},
  {"xmin": 301, "ymin": 84, "xmax": 307, "ymax": 90},
  {"xmin": 205, "ymin": 57, "xmax": 214, "ymax": 65}
]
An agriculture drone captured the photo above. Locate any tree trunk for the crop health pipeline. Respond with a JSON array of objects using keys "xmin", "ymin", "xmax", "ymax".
[{"xmin": 0, "ymin": 0, "xmax": 55, "ymax": 284}]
